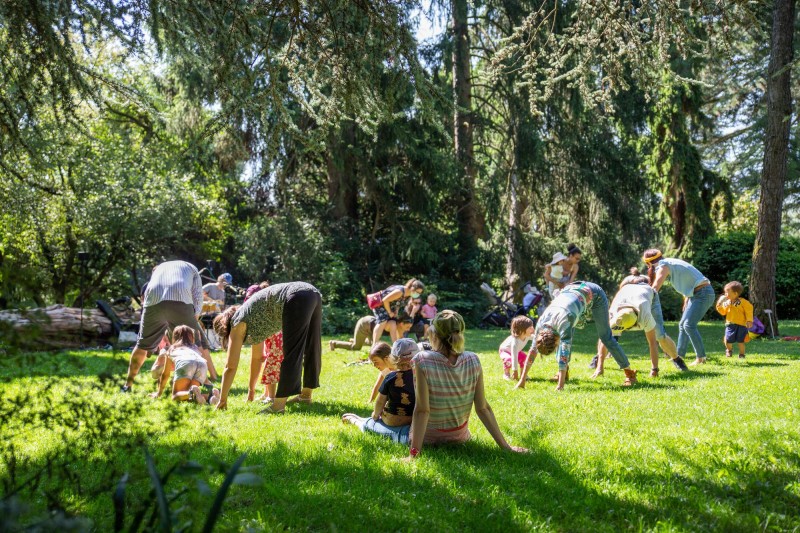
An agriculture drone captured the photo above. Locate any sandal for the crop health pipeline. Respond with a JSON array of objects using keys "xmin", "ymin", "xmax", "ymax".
[
  {"xmin": 258, "ymin": 404, "xmax": 285, "ymax": 415},
  {"xmin": 286, "ymin": 395, "xmax": 312, "ymax": 405}
]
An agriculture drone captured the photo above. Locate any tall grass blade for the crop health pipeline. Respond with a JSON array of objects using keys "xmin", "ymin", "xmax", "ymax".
[{"xmin": 201, "ymin": 453, "xmax": 247, "ymax": 533}]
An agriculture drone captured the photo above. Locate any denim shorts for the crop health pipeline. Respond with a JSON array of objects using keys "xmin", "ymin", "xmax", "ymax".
[
  {"xmin": 173, "ymin": 358, "xmax": 207, "ymax": 383},
  {"xmin": 725, "ymin": 324, "xmax": 748, "ymax": 343}
]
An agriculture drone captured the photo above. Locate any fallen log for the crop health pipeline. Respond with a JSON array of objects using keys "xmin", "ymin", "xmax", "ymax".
[{"xmin": 0, "ymin": 305, "xmax": 115, "ymax": 348}]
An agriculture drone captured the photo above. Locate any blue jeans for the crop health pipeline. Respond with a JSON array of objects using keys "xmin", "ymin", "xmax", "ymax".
[
  {"xmin": 677, "ymin": 285, "xmax": 714, "ymax": 359},
  {"xmin": 650, "ymin": 291, "xmax": 667, "ymax": 340},
  {"xmin": 587, "ymin": 283, "xmax": 630, "ymax": 369},
  {"xmin": 356, "ymin": 417, "xmax": 411, "ymax": 444}
]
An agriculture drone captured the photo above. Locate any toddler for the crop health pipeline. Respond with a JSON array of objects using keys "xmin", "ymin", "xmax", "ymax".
[
  {"xmin": 150, "ymin": 326, "xmax": 219, "ymax": 405},
  {"xmin": 499, "ymin": 315, "xmax": 535, "ymax": 381},
  {"xmin": 715, "ymin": 281, "xmax": 753, "ymax": 359},
  {"xmin": 259, "ymin": 331, "xmax": 284, "ymax": 404},
  {"xmin": 368, "ymin": 342, "xmax": 394, "ymax": 403},
  {"xmin": 420, "ymin": 294, "xmax": 438, "ymax": 338}
]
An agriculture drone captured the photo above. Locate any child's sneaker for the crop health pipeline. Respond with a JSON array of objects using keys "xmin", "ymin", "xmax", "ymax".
[
  {"xmin": 725, "ymin": 349, "xmax": 732, "ymax": 358},
  {"xmin": 738, "ymin": 353, "xmax": 745, "ymax": 359},
  {"xmin": 588, "ymin": 355, "xmax": 599, "ymax": 369}
]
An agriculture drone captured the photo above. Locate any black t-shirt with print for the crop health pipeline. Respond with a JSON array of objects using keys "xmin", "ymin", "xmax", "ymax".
[{"xmin": 379, "ymin": 370, "xmax": 415, "ymax": 417}]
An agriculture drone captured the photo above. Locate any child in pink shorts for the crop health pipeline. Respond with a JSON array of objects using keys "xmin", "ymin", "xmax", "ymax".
[{"xmin": 499, "ymin": 316, "xmax": 535, "ymax": 381}]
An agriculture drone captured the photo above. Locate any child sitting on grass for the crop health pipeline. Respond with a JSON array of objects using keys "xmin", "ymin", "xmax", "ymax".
[
  {"xmin": 499, "ymin": 316, "xmax": 534, "ymax": 381},
  {"xmin": 715, "ymin": 281, "xmax": 753, "ymax": 359},
  {"xmin": 371, "ymin": 338, "xmax": 417, "ymax": 427},
  {"xmin": 368, "ymin": 342, "xmax": 394, "ymax": 404},
  {"xmin": 150, "ymin": 325, "xmax": 219, "ymax": 405}
]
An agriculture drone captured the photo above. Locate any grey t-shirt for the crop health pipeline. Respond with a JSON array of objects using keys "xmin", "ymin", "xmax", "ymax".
[
  {"xmin": 232, "ymin": 282, "xmax": 321, "ymax": 345},
  {"xmin": 203, "ymin": 283, "xmax": 226, "ymax": 302}
]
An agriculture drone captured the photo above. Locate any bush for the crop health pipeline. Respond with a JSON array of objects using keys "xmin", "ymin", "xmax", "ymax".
[{"xmin": 693, "ymin": 232, "xmax": 800, "ymax": 319}]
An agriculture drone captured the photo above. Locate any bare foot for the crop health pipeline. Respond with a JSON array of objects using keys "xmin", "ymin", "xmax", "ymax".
[
  {"xmin": 591, "ymin": 369, "xmax": 604, "ymax": 379},
  {"xmin": 342, "ymin": 413, "xmax": 362, "ymax": 425}
]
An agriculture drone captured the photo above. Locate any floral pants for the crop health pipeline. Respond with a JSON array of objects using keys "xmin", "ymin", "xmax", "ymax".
[{"xmin": 260, "ymin": 331, "xmax": 284, "ymax": 385}]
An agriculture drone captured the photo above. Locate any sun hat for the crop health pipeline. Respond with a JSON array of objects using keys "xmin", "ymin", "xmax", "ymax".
[
  {"xmin": 391, "ymin": 338, "xmax": 420, "ymax": 359},
  {"xmin": 550, "ymin": 252, "xmax": 568, "ymax": 265},
  {"xmin": 611, "ymin": 308, "xmax": 638, "ymax": 332}
]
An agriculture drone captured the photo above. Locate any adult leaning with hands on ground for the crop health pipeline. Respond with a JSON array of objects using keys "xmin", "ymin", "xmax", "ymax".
[
  {"xmin": 405, "ymin": 310, "xmax": 527, "ymax": 460},
  {"xmin": 643, "ymin": 249, "xmax": 714, "ymax": 366},
  {"xmin": 594, "ymin": 270, "xmax": 690, "ymax": 378},
  {"xmin": 122, "ymin": 260, "xmax": 215, "ymax": 392},
  {"xmin": 213, "ymin": 281, "xmax": 323, "ymax": 413}
]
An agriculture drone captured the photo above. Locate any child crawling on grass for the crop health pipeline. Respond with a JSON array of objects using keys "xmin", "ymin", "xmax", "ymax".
[
  {"xmin": 499, "ymin": 316, "xmax": 535, "ymax": 381},
  {"xmin": 150, "ymin": 325, "xmax": 219, "ymax": 405}
]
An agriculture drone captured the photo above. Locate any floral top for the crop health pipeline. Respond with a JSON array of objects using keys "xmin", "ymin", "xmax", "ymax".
[{"xmin": 232, "ymin": 282, "xmax": 320, "ymax": 345}]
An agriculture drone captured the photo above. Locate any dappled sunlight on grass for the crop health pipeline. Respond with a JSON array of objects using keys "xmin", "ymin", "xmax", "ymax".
[{"xmin": 1, "ymin": 322, "xmax": 799, "ymax": 530}]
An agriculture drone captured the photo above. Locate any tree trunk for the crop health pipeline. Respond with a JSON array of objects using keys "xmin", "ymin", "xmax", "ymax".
[
  {"xmin": 750, "ymin": 0, "xmax": 795, "ymax": 334},
  {"xmin": 452, "ymin": 0, "xmax": 484, "ymax": 267},
  {"xmin": 326, "ymin": 120, "xmax": 359, "ymax": 221}
]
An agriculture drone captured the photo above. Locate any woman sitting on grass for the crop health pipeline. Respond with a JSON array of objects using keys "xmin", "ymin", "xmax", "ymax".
[{"xmin": 150, "ymin": 325, "xmax": 220, "ymax": 405}]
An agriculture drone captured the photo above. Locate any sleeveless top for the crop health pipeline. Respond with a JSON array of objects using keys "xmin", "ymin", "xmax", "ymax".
[{"xmin": 657, "ymin": 258, "xmax": 708, "ymax": 297}]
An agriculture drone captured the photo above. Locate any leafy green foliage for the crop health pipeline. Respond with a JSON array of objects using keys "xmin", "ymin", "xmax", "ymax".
[{"xmin": 694, "ymin": 232, "xmax": 800, "ymax": 318}]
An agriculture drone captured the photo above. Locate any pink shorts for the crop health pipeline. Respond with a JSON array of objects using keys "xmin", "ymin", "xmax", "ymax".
[{"xmin": 500, "ymin": 350, "xmax": 527, "ymax": 372}]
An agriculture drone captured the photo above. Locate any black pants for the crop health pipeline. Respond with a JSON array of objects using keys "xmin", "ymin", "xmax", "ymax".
[{"xmin": 276, "ymin": 290, "xmax": 323, "ymax": 397}]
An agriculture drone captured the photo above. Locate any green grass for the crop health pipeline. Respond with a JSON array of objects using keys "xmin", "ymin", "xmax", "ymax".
[{"xmin": 2, "ymin": 322, "xmax": 800, "ymax": 532}]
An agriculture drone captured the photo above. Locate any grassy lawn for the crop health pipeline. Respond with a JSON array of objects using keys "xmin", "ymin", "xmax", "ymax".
[{"xmin": 2, "ymin": 321, "xmax": 800, "ymax": 532}]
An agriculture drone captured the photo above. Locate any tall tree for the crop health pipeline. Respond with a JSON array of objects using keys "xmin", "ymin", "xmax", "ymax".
[
  {"xmin": 451, "ymin": 0, "xmax": 484, "ymax": 268},
  {"xmin": 750, "ymin": 0, "xmax": 796, "ymax": 332}
]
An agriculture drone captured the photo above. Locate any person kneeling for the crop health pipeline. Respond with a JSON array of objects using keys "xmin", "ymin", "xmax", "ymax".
[{"xmin": 150, "ymin": 325, "xmax": 219, "ymax": 405}]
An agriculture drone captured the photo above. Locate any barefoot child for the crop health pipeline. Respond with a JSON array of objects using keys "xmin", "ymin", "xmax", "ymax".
[
  {"xmin": 715, "ymin": 281, "xmax": 753, "ymax": 359},
  {"xmin": 499, "ymin": 316, "xmax": 534, "ymax": 381},
  {"xmin": 150, "ymin": 326, "xmax": 219, "ymax": 405}
]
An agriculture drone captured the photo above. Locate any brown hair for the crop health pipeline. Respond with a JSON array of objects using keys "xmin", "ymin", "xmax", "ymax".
[
  {"xmin": 620, "ymin": 267, "xmax": 649, "ymax": 288},
  {"xmin": 535, "ymin": 326, "xmax": 559, "ymax": 355},
  {"xmin": 369, "ymin": 341, "xmax": 392, "ymax": 360},
  {"xmin": 213, "ymin": 305, "xmax": 239, "ymax": 349},
  {"xmin": 510, "ymin": 315, "xmax": 534, "ymax": 336},
  {"xmin": 404, "ymin": 278, "xmax": 425, "ymax": 293},
  {"xmin": 429, "ymin": 310, "xmax": 465, "ymax": 358},
  {"xmin": 643, "ymin": 249, "xmax": 663, "ymax": 285},
  {"xmin": 724, "ymin": 281, "xmax": 744, "ymax": 296},
  {"xmin": 170, "ymin": 325, "xmax": 196, "ymax": 349}
]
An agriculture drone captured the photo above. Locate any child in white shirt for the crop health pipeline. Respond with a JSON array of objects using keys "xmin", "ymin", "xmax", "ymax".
[{"xmin": 499, "ymin": 316, "xmax": 535, "ymax": 381}]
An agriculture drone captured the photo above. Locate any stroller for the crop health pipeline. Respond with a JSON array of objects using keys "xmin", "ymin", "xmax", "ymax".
[{"xmin": 479, "ymin": 282, "xmax": 543, "ymax": 329}]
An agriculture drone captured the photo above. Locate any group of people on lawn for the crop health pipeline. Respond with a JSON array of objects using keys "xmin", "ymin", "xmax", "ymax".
[{"xmin": 122, "ymin": 245, "xmax": 752, "ymax": 460}]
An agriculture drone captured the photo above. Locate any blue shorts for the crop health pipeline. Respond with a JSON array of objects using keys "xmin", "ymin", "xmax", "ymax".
[{"xmin": 725, "ymin": 324, "xmax": 748, "ymax": 343}]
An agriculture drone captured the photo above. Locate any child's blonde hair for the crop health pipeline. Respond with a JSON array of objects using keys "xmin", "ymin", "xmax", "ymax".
[
  {"xmin": 510, "ymin": 315, "xmax": 534, "ymax": 336},
  {"xmin": 427, "ymin": 293, "xmax": 437, "ymax": 303},
  {"xmin": 724, "ymin": 281, "xmax": 744, "ymax": 296}
]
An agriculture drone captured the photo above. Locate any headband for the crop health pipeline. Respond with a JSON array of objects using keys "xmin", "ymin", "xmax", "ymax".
[{"xmin": 643, "ymin": 250, "xmax": 662, "ymax": 264}]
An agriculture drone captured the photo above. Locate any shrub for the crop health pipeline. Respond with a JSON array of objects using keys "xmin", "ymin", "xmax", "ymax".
[{"xmin": 694, "ymin": 232, "xmax": 800, "ymax": 319}]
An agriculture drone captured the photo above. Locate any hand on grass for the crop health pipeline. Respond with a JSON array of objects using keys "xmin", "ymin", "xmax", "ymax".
[
  {"xmin": 246, "ymin": 389, "xmax": 255, "ymax": 402},
  {"xmin": 215, "ymin": 399, "xmax": 227, "ymax": 411},
  {"xmin": 511, "ymin": 371, "xmax": 519, "ymax": 381}
]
